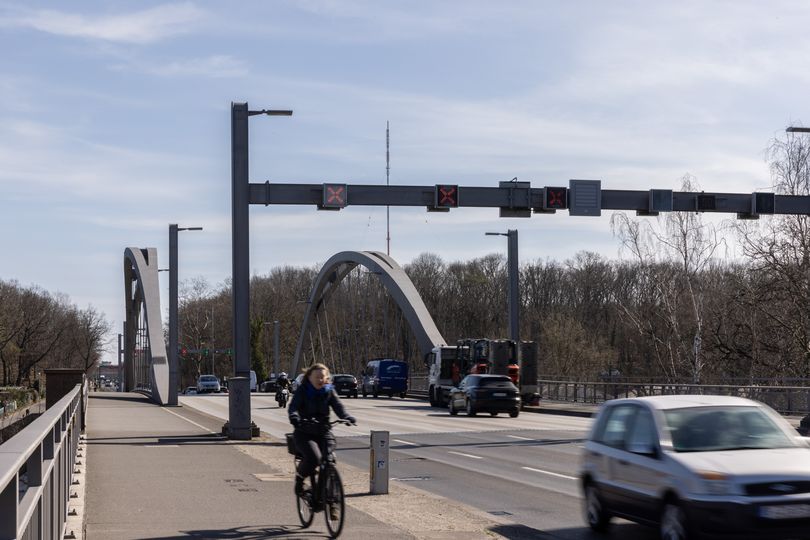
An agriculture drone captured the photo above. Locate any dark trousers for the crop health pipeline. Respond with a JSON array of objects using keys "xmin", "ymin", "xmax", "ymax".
[{"xmin": 294, "ymin": 430, "xmax": 335, "ymax": 478}]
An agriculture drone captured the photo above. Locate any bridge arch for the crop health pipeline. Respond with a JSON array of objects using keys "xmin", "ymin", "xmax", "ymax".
[
  {"xmin": 123, "ymin": 247, "xmax": 170, "ymax": 405},
  {"xmin": 292, "ymin": 251, "xmax": 446, "ymax": 375}
]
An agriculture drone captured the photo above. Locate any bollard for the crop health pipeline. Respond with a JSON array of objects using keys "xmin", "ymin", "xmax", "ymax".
[{"xmin": 369, "ymin": 430, "xmax": 389, "ymax": 494}]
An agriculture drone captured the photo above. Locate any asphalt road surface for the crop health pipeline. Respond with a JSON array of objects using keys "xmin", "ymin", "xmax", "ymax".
[{"xmin": 181, "ymin": 392, "xmax": 658, "ymax": 539}]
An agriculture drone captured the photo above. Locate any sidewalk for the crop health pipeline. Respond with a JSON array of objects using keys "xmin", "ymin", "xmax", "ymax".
[{"xmin": 83, "ymin": 393, "xmax": 504, "ymax": 539}]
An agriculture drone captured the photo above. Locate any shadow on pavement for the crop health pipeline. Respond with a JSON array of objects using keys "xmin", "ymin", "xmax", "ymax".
[
  {"xmin": 89, "ymin": 394, "xmax": 153, "ymax": 405},
  {"xmin": 490, "ymin": 522, "xmax": 653, "ymax": 539},
  {"xmin": 143, "ymin": 524, "xmax": 330, "ymax": 539}
]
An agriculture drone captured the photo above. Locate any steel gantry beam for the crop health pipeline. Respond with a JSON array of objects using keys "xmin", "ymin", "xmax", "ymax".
[{"xmin": 230, "ymin": 101, "xmax": 810, "ymax": 440}]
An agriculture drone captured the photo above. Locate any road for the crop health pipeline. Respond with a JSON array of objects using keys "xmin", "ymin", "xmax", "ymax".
[{"xmin": 180, "ymin": 392, "xmax": 657, "ymax": 539}]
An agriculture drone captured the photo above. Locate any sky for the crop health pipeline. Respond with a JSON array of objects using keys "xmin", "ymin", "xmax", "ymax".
[{"xmin": 1, "ymin": 0, "xmax": 809, "ymax": 364}]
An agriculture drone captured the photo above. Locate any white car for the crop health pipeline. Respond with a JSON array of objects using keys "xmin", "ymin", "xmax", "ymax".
[
  {"xmin": 291, "ymin": 373, "xmax": 305, "ymax": 392},
  {"xmin": 580, "ymin": 395, "xmax": 810, "ymax": 540},
  {"xmin": 196, "ymin": 374, "xmax": 221, "ymax": 394}
]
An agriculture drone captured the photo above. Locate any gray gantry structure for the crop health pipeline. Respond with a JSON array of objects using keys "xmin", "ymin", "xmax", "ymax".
[
  {"xmin": 123, "ymin": 247, "xmax": 170, "ymax": 405},
  {"xmin": 292, "ymin": 250, "xmax": 447, "ymax": 375}
]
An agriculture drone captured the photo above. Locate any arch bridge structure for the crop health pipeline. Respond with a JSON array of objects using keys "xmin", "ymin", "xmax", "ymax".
[
  {"xmin": 292, "ymin": 251, "xmax": 447, "ymax": 375},
  {"xmin": 123, "ymin": 247, "xmax": 170, "ymax": 405}
]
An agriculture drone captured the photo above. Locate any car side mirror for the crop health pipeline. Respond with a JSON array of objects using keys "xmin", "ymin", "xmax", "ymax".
[{"xmin": 627, "ymin": 441, "xmax": 658, "ymax": 457}]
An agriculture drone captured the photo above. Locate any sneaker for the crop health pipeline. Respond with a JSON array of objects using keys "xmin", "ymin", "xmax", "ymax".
[{"xmin": 329, "ymin": 505, "xmax": 340, "ymax": 521}]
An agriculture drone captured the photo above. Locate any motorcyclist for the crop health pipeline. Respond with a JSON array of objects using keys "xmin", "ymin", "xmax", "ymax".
[
  {"xmin": 276, "ymin": 372, "xmax": 290, "ymax": 403},
  {"xmin": 288, "ymin": 363, "xmax": 356, "ymax": 495}
]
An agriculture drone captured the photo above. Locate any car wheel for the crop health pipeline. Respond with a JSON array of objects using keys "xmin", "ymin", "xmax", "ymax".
[
  {"xmin": 660, "ymin": 501, "xmax": 688, "ymax": 540},
  {"xmin": 362, "ymin": 390, "xmax": 367, "ymax": 398},
  {"xmin": 400, "ymin": 392, "xmax": 406, "ymax": 399},
  {"xmin": 490, "ymin": 412, "xmax": 498, "ymax": 417},
  {"xmin": 388, "ymin": 392, "xmax": 393, "ymax": 398},
  {"xmin": 449, "ymin": 400, "xmax": 458, "ymax": 416},
  {"xmin": 583, "ymin": 483, "xmax": 610, "ymax": 532},
  {"xmin": 509, "ymin": 409, "xmax": 519, "ymax": 418},
  {"xmin": 466, "ymin": 399, "xmax": 476, "ymax": 417},
  {"xmin": 428, "ymin": 386, "xmax": 437, "ymax": 407}
]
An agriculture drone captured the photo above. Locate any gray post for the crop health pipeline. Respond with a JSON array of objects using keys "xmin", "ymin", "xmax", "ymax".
[
  {"xmin": 230, "ymin": 102, "xmax": 252, "ymax": 439},
  {"xmin": 369, "ymin": 430, "xmax": 389, "ymax": 494},
  {"xmin": 168, "ymin": 223, "xmax": 179, "ymax": 406},
  {"xmin": 117, "ymin": 332, "xmax": 123, "ymax": 393},
  {"xmin": 507, "ymin": 229, "xmax": 520, "ymax": 343},
  {"xmin": 274, "ymin": 320, "xmax": 280, "ymax": 376}
]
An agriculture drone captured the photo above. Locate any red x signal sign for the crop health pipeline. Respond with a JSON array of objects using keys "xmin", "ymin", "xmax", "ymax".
[
  {"xmin": 322, "ymin": 184, "xmax": 347, "ymax": 208},
  {"xmin": 435, "ymin": 184, "xmax": 459, "ymax": 208},
  {"xmin": 544, "ymin": 187, "xmax": 567, "ymax": 210}
]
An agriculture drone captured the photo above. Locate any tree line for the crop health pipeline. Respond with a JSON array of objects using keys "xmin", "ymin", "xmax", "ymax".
[
  {"xmin": 177, "ymin": 133, "xmax": 810, "ymax": 387},
  {"xmin": 0, "ymin": 280, "xmax": 110, "ymax": 387}
]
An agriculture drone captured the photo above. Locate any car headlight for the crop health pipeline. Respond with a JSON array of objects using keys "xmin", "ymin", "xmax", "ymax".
[{"xmin": 696, "ymin": 471, "xmax": 734, "ymax": 496}]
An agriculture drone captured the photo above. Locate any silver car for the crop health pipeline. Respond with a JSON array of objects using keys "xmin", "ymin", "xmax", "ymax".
[
  {"xmin": 580, "ymin": 395, "xmax": 810, "ymax": 540},
  {"xmin": 196, "ymin": 374, "xmax": 221, "ymax": 394}
]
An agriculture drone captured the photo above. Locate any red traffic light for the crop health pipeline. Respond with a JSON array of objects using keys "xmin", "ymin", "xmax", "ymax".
[
  {"xmin": 435, "ymin": 185, "xmax": 459, "ymax": 208},
  {"xmin": 322, "ymin": 183, "xmax": 347, "ymax": 209}
]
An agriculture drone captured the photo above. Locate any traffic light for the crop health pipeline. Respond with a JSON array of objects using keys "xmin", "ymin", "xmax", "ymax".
[
  {"xmin": 321, "ymin": 183, "xmax": 347, "ymax": 209},
  {"xmin": 543, "ymin": 187, "xmax": 567, "ymax": 210},
  {"xmin": 202, "ymin": 348, "xmax": 209, "ymax": 356},
  {"xmin": 434, "ymin": 185, "xmax": 459, "ymax": 208}
]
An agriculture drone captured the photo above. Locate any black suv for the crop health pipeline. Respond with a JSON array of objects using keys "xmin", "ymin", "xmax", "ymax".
[{"xmin": 332, "ymin": 374, "xmax": 359, "ymax": 398}]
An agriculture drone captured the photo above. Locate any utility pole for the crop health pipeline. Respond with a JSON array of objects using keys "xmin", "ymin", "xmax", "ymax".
[
  {"xmin": 485, "ymin": 229, "xmax": 520, "ymax": 343},
  {"xmin": 386, "ymin": 121, "xmax": 391, "ymax": 256}
]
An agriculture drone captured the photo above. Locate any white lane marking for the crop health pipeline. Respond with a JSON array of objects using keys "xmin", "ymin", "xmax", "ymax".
[
  {"xmin": 163, "ymin": 407, "xmax": 217, "ymax": 434},
  {"xmin": 522, "ymin": 466, "xmax": 577, "ymax": 481},
  {"xmin": 448, "ymin": 451, "xmax": 483, "ymax": 459},
  {"xmin": 393, "ymin": 439, "xmax": 419, "ymax": 446},
  {"xmin": 508, "ymin": 435, "xmax": 534, "ymax": 441}
]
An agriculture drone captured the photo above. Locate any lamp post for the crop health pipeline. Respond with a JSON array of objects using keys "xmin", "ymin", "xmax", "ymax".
[
  {"xmin": 169, "ymin": 223, "xmax": 203, "ymax": 406},
  {"xmin": 263, "ymin": 320, "xmax": 280, "ymax": 378},
  {"xmin": 485, "ymin": 230, "xmax": 520, "ymax": 343},
  {"xmin": 231, "ymin": 103, "xmax": 292, "ymax": 439}
]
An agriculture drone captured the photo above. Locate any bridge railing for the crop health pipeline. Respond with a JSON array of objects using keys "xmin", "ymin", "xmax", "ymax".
[
  {"xmin": 538, "ymin": 379, "xmax": 810, "ymax": 415},
  {"xmin": 0, "ymin": 380, "xmax": 85, "ymax": 540}
]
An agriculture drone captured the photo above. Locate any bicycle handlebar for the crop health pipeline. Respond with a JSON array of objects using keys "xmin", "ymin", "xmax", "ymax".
[{"xmin": 298, "ymin": 417, "xmax": 356, "ymax": 427}]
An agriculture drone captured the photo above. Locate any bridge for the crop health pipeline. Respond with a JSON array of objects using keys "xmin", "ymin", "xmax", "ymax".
[{"xmin": 6, "ymin": 102, "xmax": 810, "ymax": 539}]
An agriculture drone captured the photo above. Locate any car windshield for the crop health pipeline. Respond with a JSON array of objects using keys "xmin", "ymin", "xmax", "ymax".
[
  {"xmin": 664, "ymin": 406, "xmax": 796, "ymax": 452},
  {"xmin": 478, "ymin": 377, "xmax": 515, "ymax": 389},
  {"xmin": 333, "ymin": 375, "xmax": 353, "ymax": 382},
  {"xmin": 200, "ymin": 376, "xmax": 217, "ymax": 382}
]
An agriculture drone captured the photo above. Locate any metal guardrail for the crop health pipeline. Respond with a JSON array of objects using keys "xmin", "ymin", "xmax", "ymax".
[
  {"xmin": 538, "ymin": 379, "xmax": 810, "ymax": 416},
  {"xmin": 0, "ymin": 381, "xmax": 86, "ymax": 540}
]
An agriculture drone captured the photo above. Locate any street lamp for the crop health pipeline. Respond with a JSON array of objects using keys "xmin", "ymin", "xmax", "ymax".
[
  {"xmin": 263, "ymin": 320, "xmax": 280, "ymax": 378},
  {"xmin": 485, "ymin": 230, "xmax": 520, "ymax": 343},
  {"xmin": 786, "ymin": 127, "xmax": 810, "ymax": 133},
  {"xmin": 168, "ymin": 223, "xmax": 203, "ymax": 406}
]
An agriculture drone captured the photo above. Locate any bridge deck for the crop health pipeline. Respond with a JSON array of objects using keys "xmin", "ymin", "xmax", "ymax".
[{"xmin": 84, "ymin": 392, "xmax": 411, "ymax": 539}]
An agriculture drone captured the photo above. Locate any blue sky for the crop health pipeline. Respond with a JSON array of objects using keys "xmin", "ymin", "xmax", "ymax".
[{"xmin": 1, "ymin": 1, "xmax": 809, "ymax": 363}]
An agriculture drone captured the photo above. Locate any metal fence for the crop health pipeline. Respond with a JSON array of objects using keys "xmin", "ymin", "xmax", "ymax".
[
  {"xmin": 538, "ymin": 379, "xmax": 810, "ymax": 416},
  {"xmin": 410, "ymin": 374, "xmax": 810, "ymax": 416},
  {"xmin": 0, "ymin": 380, "xmax": 86, "ymax": 540}
]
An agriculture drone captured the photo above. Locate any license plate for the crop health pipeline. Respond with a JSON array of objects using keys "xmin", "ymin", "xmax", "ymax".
[
  {"xmin": 493, "ymin": 392, "xmax": 506, "ymax": 397},
  {"xmin": 760, "ymin": 504, "xmax": 810, "ymax": 519}
]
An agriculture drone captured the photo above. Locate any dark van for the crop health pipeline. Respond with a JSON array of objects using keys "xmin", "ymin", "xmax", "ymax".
[{"xmin": 362, "ymin": 359, "xmax": 408, "ymax": 398}]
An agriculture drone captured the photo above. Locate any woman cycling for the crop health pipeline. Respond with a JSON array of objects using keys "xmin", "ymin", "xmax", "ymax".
[{"xmin": 288, "ymin": 363, "xmax": 356, "ymax": 495}]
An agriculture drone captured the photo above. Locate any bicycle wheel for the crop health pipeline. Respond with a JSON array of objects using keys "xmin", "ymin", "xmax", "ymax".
[
  {"xmin": 296, "ymin": 474, "xmax": 315, "ymax": 528},
  {"xmin": 322, "ymin": 466, "xmax": 345, "ymax": 538}
]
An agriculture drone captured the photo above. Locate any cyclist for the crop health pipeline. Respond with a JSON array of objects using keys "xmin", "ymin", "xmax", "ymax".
[{"xmin": 288, "ymin": 363, "xmax": 356, "ymax": 496}]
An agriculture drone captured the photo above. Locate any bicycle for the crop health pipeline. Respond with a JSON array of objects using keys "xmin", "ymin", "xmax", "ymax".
[{"xmin": 286, "ymin": 418, "xmax": 354, "ymax": 538}]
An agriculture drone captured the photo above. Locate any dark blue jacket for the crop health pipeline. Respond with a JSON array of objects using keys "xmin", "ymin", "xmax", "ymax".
[{"xmin": 288, "ymin": 380, "xmax": 350, "ymax": 429}]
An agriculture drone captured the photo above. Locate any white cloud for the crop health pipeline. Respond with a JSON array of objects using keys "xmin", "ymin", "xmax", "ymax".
[
  {"xmin": 113, "ymin": 54, "xmax": 249, "ymax": 78},
  {"xmin": 0, "ymin": 2, "xmax": 206, "ymax": 43}
]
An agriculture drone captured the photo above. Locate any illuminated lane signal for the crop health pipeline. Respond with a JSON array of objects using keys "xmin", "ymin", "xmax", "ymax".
[
  {"xmin": 435, "ymin": 184, "xmax": 459, "ymax": 208},
  {"xmin": 321, "ymin": 183, "xmax": 347, "ymax": 209},
  {"xmin": 544, "ymin": 187, "xmax": 568, "ymax": 210}
]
